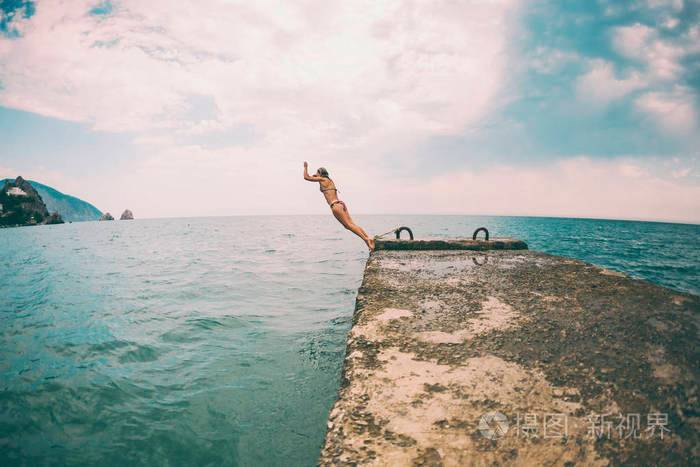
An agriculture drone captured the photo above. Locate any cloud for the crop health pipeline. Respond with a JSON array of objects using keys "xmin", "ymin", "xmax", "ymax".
[
  {"xmin": 575, "ymin": 59, "xmax": 646, "ymax": 105},
  {"xmin": 602, "ymin": 18, "xmax": 698, "ymax": 135},
  {"xmin": 671, "ymin": 167, "xmax": 691, "ymax": 178},
  {"xmin": 0, "ymin": 0, "xmax": 519, "ymax": 154},
  {"xmin": 645, "ymin": 0, "xmax": 683, "ymax": 11},
  {"xmin": 2, "ymin": 0, "xmax": 699, "ymax": 223},
  {"xmin": 374, "ymin": 157, "xmax": 700, "ymax": 223},
  {"xmin": 54, "ymin": 150, "xmax": 694, "ymax": 224},
  {"xmin": 635, "ymin": 87, "xmax": 697, "ymax": 134},
  {"xmin": 612, "ymin": 22, "xmax": 686, "ymax": 81},
  {"xmin": 0, "ymin": 0, "xmax": 530, "ymax": 219},
  {"xmin": 527, "ymin": 46, "xmax": 579, "ymax": 75},
  {"xmin": 0, "ymin": 163, "xmax": 73, "ymax": 193},
  {"xmin": 612, "ymin": 23, "xmax": 655, "ymax": 59},
  {"xmin": 0, "ymin": 0, "xmax": 35, "ymax": 38}
]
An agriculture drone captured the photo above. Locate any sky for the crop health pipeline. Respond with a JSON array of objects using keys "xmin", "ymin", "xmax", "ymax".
[{"xmin": 1, "ymin": 0, "xmax": 699, "ymax": 223}]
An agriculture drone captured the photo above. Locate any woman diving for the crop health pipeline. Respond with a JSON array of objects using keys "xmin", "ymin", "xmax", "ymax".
[{"xmin": 303, "ymin": 161, "xmax": 374, "ymax": 251}]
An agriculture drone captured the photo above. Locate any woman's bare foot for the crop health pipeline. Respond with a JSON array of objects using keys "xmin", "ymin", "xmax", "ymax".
[{"xmin": 367, "ymin": 238, "xmax": 375, "ymax": 251}]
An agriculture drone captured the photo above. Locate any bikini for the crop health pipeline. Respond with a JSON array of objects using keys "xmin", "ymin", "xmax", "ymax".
[{"xmin": 320, "ymin": 185, "xmax": 346, "ymax": 211}]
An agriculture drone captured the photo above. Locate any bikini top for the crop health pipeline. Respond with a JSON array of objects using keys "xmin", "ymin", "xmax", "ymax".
[{"xmin": 320, "ymin": 179, "xmax": 338, "ymax": 193}]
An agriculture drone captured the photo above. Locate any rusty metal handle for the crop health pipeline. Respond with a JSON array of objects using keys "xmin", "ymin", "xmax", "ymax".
[
  {"xmin": 472, "ymin": 227, "xmax": 489, "ymax": 241},
  {"xmin": 395, "ymin": 226, "xmax": 414, "ymax": 240}
]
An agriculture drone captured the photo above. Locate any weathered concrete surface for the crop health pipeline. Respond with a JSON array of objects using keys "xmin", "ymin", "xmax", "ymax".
[
  {"xmin": 320, "ymin": 249, "xmax": 700, "ymax": 466},
  {"xmin": 376, "ymin": 238, "xmax": 528, "ymax": 251}
]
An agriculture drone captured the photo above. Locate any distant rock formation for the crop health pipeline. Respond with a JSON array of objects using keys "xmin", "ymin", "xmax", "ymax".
[
  {"xmin": 120, "ymin": 209, "xmax": 134, "ymax": 220},
  {"xmin": 99, "ymin": 212, "xmax": 115, "ymax": 221},
  {"xmin": 0, "ymin": 178, "xmax": 102, "ymax": 222},
  {"xmin": 0, "ymin": 176, "xmax": 64, "ymax": 227}
]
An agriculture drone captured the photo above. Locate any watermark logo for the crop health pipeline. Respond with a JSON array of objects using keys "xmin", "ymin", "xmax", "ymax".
[
  {"xmin": 478, "ymin": 411, "xmax": 509, "ymax": 440},
  {"xmin": 477, "ymin": 411, "xmax": 670, "ymax": 440}
]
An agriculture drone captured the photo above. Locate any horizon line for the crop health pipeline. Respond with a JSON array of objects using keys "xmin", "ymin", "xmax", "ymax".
[{"xmin": 91, "ymin": 213, "xmax": 700, "ymax": 227}]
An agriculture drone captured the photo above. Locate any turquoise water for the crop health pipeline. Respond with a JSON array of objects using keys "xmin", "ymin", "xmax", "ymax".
[{"xmin": 1, "ymin": 215, "xmax": 698, "ymax": 466}]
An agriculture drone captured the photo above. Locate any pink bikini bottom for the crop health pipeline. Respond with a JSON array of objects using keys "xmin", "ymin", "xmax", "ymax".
[{"xmin": 330, "ymin": 200, "xmax": 346, "ymax": 211}]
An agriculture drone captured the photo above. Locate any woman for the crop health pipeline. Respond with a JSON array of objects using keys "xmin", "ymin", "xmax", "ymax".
[{"xmin": 304, "ymin": 161, "xmax": 374, "ymax": 250}]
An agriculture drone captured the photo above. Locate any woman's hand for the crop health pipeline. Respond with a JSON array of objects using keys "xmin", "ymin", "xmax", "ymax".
[{"xmin": 303, "ymin": 161, "xmax": 308, "ymax": 168}]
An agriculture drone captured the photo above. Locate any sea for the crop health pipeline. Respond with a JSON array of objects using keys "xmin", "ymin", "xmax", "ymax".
[{"xmin": 1, "ymin": 215, "xmax": 698, "ymax": 466}]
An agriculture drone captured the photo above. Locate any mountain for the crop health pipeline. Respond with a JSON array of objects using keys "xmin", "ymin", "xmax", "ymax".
[
  {"xmin": 0, "ymin": 176, "xmax": 64, "ymax": 227},
  {"xmin": 0, "ymin": 178, "xmax": 102, "ymax": 222}
]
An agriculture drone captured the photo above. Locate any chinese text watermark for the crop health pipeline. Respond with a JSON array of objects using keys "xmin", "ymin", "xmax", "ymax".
[{"xmin": 478, "ymin": 412, "xmax": 671, "ymax": 440}]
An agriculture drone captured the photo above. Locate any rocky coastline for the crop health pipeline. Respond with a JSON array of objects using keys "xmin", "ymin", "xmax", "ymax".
[{"xmin": 0, "ymin": 176, "xmax": 64, "ymax": 228}]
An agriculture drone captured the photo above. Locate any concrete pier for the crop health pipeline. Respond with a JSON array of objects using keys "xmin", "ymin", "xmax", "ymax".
[
  {"xmin": 320, "ymin": 240, "xmax": 700, "ymax": 466},
  {"xmin": 374, "ymin": 237, "xmax": 528, "ymax": 251}
]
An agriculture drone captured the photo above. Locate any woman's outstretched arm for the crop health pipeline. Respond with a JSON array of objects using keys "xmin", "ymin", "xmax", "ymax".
[{"xmin": 303, "ymin": 161, "xmax": 322, "ymax": 181}]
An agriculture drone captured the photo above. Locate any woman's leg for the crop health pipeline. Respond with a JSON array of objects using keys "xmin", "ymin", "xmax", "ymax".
[
  {"xmin": 350, "ymin": 218, "xmax": 373, "ymax": 249},
  {"xmin": 345, "ymin": 212, "xmax": 373, "ymax": 247},
  {"xmin": 354, "ymin": 223, "xmax": 370, "ymax": 240},
  {"xmin": 332, "ymin": 204, "xmax": 374, "ymax": 250}
]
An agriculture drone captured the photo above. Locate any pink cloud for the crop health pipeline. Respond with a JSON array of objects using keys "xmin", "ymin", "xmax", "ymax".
[
  {"xmin": 635, "ymin": 87, "xmax": 697, "ymax": 134},
  {"xmin": 612, "ymin": 23, "xmax": 684, "ymax": 80},
  {"xmin": 0, "ymin": 0, "xmax": 519, "ymax": 145},
  {"xmin": 575, "ymin": 59, "xmax": 646, "ymax": 105},
  {"xmin": 371, "ymin": 157, "xmax": 700, "ymax": 223}
]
